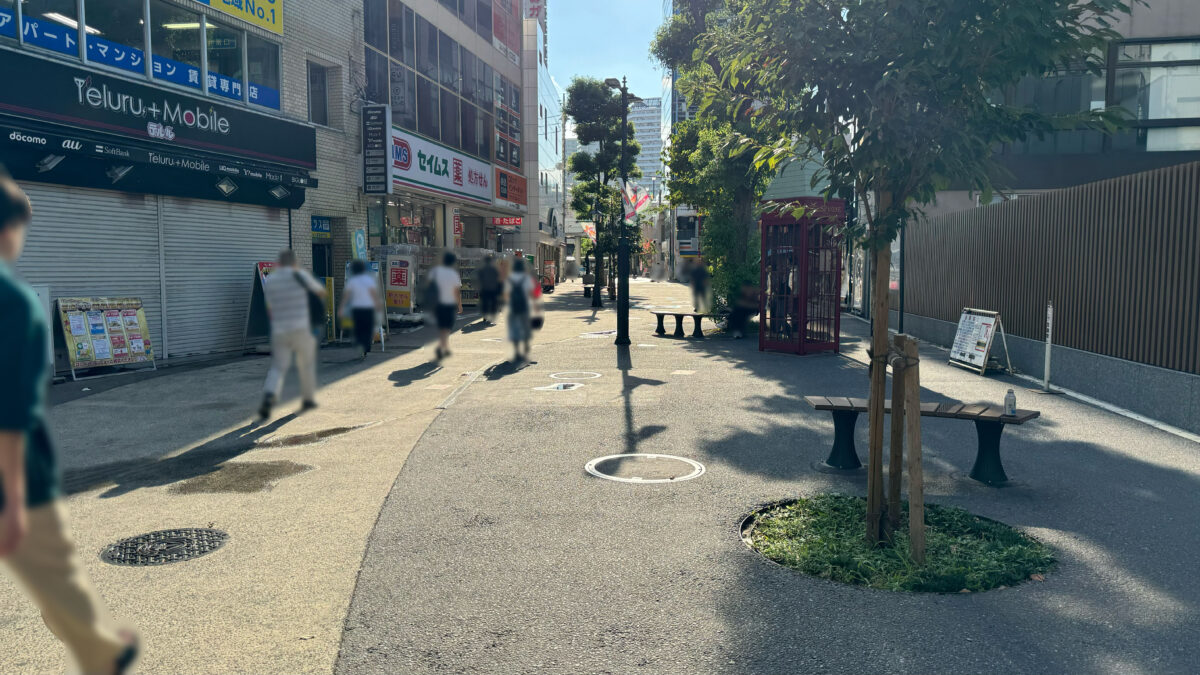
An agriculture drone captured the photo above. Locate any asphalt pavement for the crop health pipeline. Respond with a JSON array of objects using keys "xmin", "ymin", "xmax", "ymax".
[{"xmin": 335, "ymin": 279, "xmax": 1200, "ymax": 675}]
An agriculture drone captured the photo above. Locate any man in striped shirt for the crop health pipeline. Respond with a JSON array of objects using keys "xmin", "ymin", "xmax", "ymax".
[{"xmin": 260, "ymin": 249, "xmax": 326, "ymax": 419}]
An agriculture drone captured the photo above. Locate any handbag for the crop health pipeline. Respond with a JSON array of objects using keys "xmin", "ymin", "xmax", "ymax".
[{"xmin": 295, "ymin": 271, "xmax": 326, "ymax": 330}]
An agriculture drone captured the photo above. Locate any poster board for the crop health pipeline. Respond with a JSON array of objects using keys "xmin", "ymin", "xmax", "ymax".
[
  {"xmin": 31, "ymin": 284, "xmax": 53, "ymax": 367},
  {"xmin": 57, "ymin": 297, "xmax": 155, "ymax": 380},
  {"xmin": 242, "ymin": 261, "xmax": 276, "ymax": 351},
  {"xmin": 385, "ymin": 254, "xmax": 415, "ymax": 313},
  {"xmin": 949, "ymin": 308, "xmax": 1009, "ymax": 375}
]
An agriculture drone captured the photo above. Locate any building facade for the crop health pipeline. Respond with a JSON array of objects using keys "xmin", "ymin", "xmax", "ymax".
[
  {"xmin": 513, "ymin": 9, "xmax": 563, "ymax": 280},
  {"xmin": 628, "ymin": 96, "xmax": 662, "ymax": 192},
  {"xmin": 0, "ymin": 0, "xmax": 329, "ymax": 364}
]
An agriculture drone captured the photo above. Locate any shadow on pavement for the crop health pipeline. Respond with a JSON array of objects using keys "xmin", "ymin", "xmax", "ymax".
[
  {"xmin": 484, "ymin": 360, "xmax": 537, "ymax": 380},
  {"xmin": 388, "ymin": 361, "xmax": 443, "ymax": 387},
  {"xmin": 617, "ymin": 346, "xmax": 666, "ymax": 454},
  {"xmin": 63, "ymin": 414, "xmax": 298, "ymax": 498}
]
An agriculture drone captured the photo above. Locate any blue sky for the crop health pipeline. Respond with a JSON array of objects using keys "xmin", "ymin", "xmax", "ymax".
[{"xmin": 549, "ymin": 1, "xmax": 666, "ymax": 123}]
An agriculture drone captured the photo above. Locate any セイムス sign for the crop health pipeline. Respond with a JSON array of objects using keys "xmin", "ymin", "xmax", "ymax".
[{"xmin": 390, "ymin": 128, "xmax": 491, "ymax": 205}]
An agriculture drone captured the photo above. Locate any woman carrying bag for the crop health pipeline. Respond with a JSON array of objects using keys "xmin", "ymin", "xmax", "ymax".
[{"xmin": 505, "ymin": 258, "xmax": 536, "ymax": 363}]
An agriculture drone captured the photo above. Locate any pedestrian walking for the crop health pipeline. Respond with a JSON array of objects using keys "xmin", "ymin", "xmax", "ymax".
[
  {"xmin": 428, "ymin": 251, "xmax": 462, "ymax": 361},
  {"xmin": 0, "ymin": 176, "xmax": 140, "ymax": 674},
  {"xmin": 259, "ymin": 249, "xmax": 327, "ymax": 419},
  {"xmin": 728, "ymin": 282, "xmax": 760, "ymax": 339},
  {"xmin": 688, "ymin": 258, "xmax": 711, "ymax": 314},
  {"xmin": 505, "ymin": 258, "xmax": 536, "ymax": 362},
  {"xmin": 340, "ymin": 259, "xmax": 383, "ymax": 360},
  {"xmin": 476, "ymin": 255, "xmax": 502, "ymax": 324}
]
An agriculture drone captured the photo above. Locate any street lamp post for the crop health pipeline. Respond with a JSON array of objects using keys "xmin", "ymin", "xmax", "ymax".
[{"xmin": 605, "ymin": 77, "xmax": 636, "ymax": 347}]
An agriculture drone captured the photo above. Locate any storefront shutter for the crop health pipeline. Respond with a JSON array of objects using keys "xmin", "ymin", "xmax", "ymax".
[
  {"xmin": 14, "ymin": 183, "xmax": 164, "ymax": 365},
  {"xmin": 161, "ymin": 197, "xmax": 287, "ymax": 358}
]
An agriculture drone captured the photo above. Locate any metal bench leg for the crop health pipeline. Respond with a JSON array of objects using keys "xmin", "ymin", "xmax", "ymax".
[
  {"xmin": 673, "ymin": 314, "xmax": 685, "ymax": 338},
  {"xmin": 969, "ymin": 420, "xmax": 1009, "ymax": 485},
  {"xmin": 691, "ymin": 315, "xmax": 704, "ymax": 338},
  {"xmin": 655, "ymin": 315, "xmax": 666, "ymax": 335},
  {"xmin": 825, "ymin": 410, "xmax": 863, "ymax": 470}
]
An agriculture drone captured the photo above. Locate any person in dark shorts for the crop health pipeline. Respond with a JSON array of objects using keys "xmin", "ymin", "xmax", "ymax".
[
  {"xmin": 429, "ymin": 251, "xmax": 462, "ymax": 360},
  {"xmin": 476, "ymin": 255, "xmax": 502, "ymax": 324},
  {"xmin": 0, "ymin": 176, "xmax": 139, "ymax": 674},
  {"xmin": 340, "ymin": 259, "xmax": 383, "ymax": 359}
]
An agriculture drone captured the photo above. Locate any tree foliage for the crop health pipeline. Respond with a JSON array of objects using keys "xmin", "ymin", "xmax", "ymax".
[{"xmin": 698, "ymin": 0, "xmax": 1136, "ymax": 248}]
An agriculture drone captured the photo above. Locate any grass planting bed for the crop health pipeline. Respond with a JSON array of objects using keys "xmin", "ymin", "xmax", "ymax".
[{"xmin": 745, "ymin": 494, "xmax": 1055, "ymax": 593}]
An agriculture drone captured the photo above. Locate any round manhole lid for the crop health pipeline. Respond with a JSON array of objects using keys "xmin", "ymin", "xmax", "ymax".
[
  {"xmin": 585, "ymin": 454, "xmax": 705, "ymax": 484},
  {"xmin": 535, "ymin": 382, "xmax": 584, "ymax": 391},
  {"xmin": 550, "ymin": 371, "xmax": 601, "ymax": 380},
  {"xmin": 101, "ymin": 528, "xmax": 229, "ymax": 566}
]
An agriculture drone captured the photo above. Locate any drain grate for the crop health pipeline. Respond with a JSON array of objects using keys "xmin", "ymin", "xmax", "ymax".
[{"xmin": 100, "ymin": 528, "xmax": 228, "ymax": 566}]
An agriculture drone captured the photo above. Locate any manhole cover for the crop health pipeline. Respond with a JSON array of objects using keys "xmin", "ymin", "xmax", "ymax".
[
  {"xmin": 580, "ymin": 330, "xmax": 617, "ymax": 338},
  {"xmin": 550, "ymin": 371, "xmax": 602, "ymax": 380},
  {"xmin": 585, "ymin": 454, "xmax": 705, "ymax": 484},
  {"xmin": 100, "ymin": 528, "xmax": 229, "ymax": 566},
  {"xmin": 535, "ymin": 382, "xmax": 584, "ymax": 391}
]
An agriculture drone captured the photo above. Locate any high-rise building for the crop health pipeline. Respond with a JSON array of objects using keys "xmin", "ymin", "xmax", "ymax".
[
  {"xmin": 514, "ymin": 1, "xmax": 565, "ymax": 279},
  {"xmin": 629, "ymin": 97, "xmax": 663, "ymax": 194}
]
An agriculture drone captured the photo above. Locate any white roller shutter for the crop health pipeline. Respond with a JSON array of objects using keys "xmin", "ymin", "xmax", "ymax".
[
  {"xmin": 161, "ymin": 197, "xmax": 287, "ymax": 358},
  {"xmin": 14, "ymin": 183, "xmax": 164, "ymax": 361}
]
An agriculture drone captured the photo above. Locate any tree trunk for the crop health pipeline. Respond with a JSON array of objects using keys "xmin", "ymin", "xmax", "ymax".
[{"xmin": 865, "ymin": 194, "xmax": 893, "ymax": 546}]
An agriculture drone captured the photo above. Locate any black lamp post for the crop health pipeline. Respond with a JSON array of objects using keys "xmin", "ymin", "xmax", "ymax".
[{"xmin": 605, "ymin": 77, "xmax": 637, "ymax": 346}]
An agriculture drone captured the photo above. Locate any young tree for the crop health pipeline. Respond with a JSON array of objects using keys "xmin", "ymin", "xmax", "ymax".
[
  {"xmin": 697, "ymin": 0, "xmax": 1134, "ymax": 544},
  {"xmin": 652, "ymin": 2, "xmax": 775, "ymax": 306},
  {"xmin": 564, "ymin": 77, "xmax": 641, "ymax": 305}
]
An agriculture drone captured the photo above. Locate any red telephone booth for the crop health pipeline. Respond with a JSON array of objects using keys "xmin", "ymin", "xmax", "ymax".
[{"xmin": 759, "ymin": 198, "xmax": 845, "ymax": 355}]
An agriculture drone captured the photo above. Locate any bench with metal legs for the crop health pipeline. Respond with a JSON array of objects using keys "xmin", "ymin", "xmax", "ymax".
[{"xmin": 804, "ymin": 397, "xmax": 1040, "ymax": 485}]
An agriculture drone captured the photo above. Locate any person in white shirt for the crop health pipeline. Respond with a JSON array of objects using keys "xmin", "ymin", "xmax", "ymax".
[
  {"xmin": 260, "ymin": 249, "xmax": 327, "ymax": 419},
  {"xmin": 339, "ymin": 259, "xmax": 384, "ymax": 360},
  {"xmin": 506, "ymin": 258, "xmax": 536, "ymax": 362},
  {"xmin": 428, "ymin": 251, "xmax": 462, "ymax": 361}
]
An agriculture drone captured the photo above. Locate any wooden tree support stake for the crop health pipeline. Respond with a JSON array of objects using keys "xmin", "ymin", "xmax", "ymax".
[
  {"xmin": 896, "ymin": 334, "xmax": 926, "ymax": 564},
  {"xmin": 887, "ymin": 348, "xmax": 906, "ymax": 533}
]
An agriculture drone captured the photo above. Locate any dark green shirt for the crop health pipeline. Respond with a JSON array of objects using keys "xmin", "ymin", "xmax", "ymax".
[{"xmin": 0, "ymin": 260, "xmax": 58, "ymax": 509}]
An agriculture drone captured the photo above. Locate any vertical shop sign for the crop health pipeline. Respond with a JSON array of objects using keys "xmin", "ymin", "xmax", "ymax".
[
  {"xmin": 362, "ymin": 104, "xmax": 391, "ymax": 195},
  {"xmin": 453, "ymin": 208, "xmax": 463, "ymax": 248},
  {"xmin": 351, "ymin": 227, "xmax": 368, "ymax": 260}
]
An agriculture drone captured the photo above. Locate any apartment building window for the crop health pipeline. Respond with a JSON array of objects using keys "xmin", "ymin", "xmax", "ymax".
[
  {"xmin": 365, "ymin": 0, "xmax": 387, "ymax": 51},
  {"xmin": 13, "ymin": 0, "xmax": 282, "ymax": 108},
  {"xmin": 388, "ymin": 0, "xmax": 414, "ymax": 66},
  {"xmin": 150, "ymin": 0, "xmax": 202, "ymax": 90},
  {"xmin": 439, "ymin": 31, "xmax": 460, "ymax": 92},
  {"xmin": 390, "ymin": 60, "xmax": 417, "ymax": 130},
  {"xmin": 308, "ymin": 62, "xmax": 330, "ymax": 126}
]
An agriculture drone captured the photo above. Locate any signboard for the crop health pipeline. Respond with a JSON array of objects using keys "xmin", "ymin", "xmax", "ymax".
[
  {"xmin": 491, "ymin": 217, "xmax": 521, "ymax": 226},
  {"xmin": 390, "ymin": 127, "xmax": 491, "ymax": 205},
  {"xmin": 57, "ymin": 297, "xmax": 155, "ymax": 378},
  {"xmin": 492, "ymin": 0, "xmax": 522, "ymax": 66},
  {"xmin": 0, "ymin": 49, "xmax": 315, "ymax": 169},
  {"xmin": 385, "ymin": 255, "xmax": 415, "ymax": 311},
  {"xmin": 362, "ymin": 104, "xmax": 391, "ymax": 194},
  {"xmin": 950, "ymin": 308, "xmax": 1000, "ymax": 374},
  {"xmin": 311, "ymin": 215, "xmax": 332, "ymax": 239},
  {"xmin": 453, "ymin": 208, "xmax": 463, "ymax": 248},
  {"xmin": 257, "ymin": 261, "xmax": 276, "ymax": 284},
  {"xmin": 526, "ymin": 0, "xmax": 547, "ymax": 29},
  {"xmin": 193, "ymin": 0, "xmax": 284, "ymax": 35},
  {"xmin": 623, "ymin": 181, "xmax": 651, "ymax": 224},
  {"xmin": 351, "ymin": 227, "xmax": 368, "ymax": 261},
  {"xmin": 494, "ymin": 167, "xmax": 528, "ymax": 209}
]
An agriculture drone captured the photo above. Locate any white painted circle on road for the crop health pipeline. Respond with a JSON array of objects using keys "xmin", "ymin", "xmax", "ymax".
[
  {"xmin": 585, "ymin": 453, "xmax": 706, "ymax": 484},
  {"xmin": 550, "ymin": 371, "xmax": 601, "ymax": 380}
]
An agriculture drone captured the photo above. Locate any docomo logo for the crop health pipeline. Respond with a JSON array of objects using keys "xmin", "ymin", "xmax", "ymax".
[
  {"xmin": 9, "ymin": 131, "xmax": 47, "ymax": 145},
  {"xmin": 73, "ymin": 76, "xmax": 231, "ymax": 135},
  {"xmin": 392, "ymin": 138, "xmax": 412, "ymax": 170}
]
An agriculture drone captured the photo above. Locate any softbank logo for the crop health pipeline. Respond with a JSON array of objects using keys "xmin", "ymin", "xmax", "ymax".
[{"xmin": 73, "ymin": 76, "xmax": 231, "ymax": 135}]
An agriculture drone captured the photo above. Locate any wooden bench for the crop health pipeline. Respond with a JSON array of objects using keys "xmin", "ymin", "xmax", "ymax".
[
  {"xmin": 803, "ymin": 396, "xmax": 1041, "ymax": 485},
  {"xmin": 650, "ymin": 310, "xmax": 708, "ymax": 338}
]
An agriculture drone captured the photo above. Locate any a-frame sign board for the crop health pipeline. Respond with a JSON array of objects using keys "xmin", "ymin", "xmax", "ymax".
[{"xmin": 948, "ymin": 308, "xmax": 1013, "ymax": 376}]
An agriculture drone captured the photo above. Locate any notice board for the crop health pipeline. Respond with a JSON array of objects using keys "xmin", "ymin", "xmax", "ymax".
[
  {"xmin": 949, "ymin": 308, "xmax": 1000, "ymax": 374},
  {"xmin": 57, "ymin": 297, "xmax": 155, "ymax": 379},
  {"xmin": 386, "ymin": 254, "xmax": 415, "ymax": 312}
]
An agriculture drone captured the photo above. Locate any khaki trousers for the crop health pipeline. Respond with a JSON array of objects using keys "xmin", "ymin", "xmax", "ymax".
[
  {"xmin": 1, "ymin": 500, "xmax": 129, "ymax": 674},
  {"xmin": 264, "ymin": 328, "xmax": 318, "ymax": 401}
]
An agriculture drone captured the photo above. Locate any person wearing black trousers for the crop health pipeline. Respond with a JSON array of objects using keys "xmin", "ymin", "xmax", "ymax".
[{"xmin": 341, "ymin": 259, "xmax": 384, "ymax": 359}]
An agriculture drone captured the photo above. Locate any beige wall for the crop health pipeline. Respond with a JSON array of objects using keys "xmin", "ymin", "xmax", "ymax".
[{"xmin": 1113, "ymin": 0, "xmax": 1200, "ymax": 39}]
